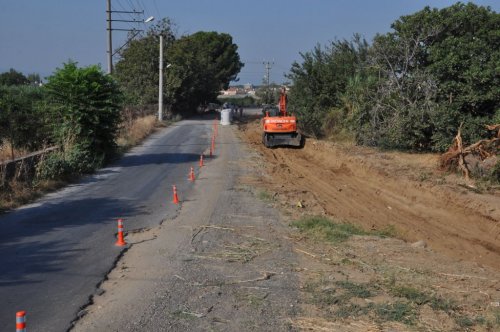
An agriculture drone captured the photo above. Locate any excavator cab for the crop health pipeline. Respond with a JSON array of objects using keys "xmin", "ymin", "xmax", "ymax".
[{"xmin": 261, "ymin": 105, "xmax": 279, "ymax": 117}]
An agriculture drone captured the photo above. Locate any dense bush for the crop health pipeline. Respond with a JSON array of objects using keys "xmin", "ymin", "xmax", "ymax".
[
  {"xmin": 217, "ymin": 96, "xmax": 256, "ymax": 107},
  {"xmin": 44, "ymin": 61, "xmax": 123, "ymax": 171},
  {"xmin": 287, "ymin": 3, "xmax": 500, "ymax": 152},
  {"xmin": 492, "ymin": 161, "xmax": 500, "ymax": 184},
  {"xmin": 0, "ymin": 85, "xmax": 49, "ymax": 152},
  {"xmin": 115, "ymin": 19, "xmax": 243, "ymax": 116},
  {"xmin": 36, "ymin": 153, "xmax": 72, "ymax": 180},
  {"xmin": 287, "ymin": 35, "xmax": 371, "ymax": 138}
]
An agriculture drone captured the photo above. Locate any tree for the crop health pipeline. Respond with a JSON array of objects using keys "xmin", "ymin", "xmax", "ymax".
[
  {"xmin": 353, "ymin": 23, "xmax": 440, "ymax": 150},
  {"xmin": 114, "ymin": 19, "xmax": 243, "ymax": 115},
  {"xmin": 0, "ymin": 85, "xmax": 48, "ymax": 158},
  {"xmin": 26, "ymin": 73, "xmax": 42, "ymax": 86},
  {"xmin": 287, "ymin": 35, "xmax": 371, "ymax": 137},
  {"xmin": 367, "ymin": 2, "xmax": 500, "ymax": 150},
  {"xmin": 114, "ymin": 18, "xmax": 176, "ymax": 106},
  {"xmin": 0, "ymin": 68, "xmax": 29, "ymax": 86},
  {"xmin": 166, "ymin": 31, "xmax": 243, "ymax": 114},
  {"xmin": 287, "ymin": 3, "xmax": 499, "ymax": 151},
  {"xmin": 44, "ymin": 61, "xmax": 122, "ymax": 172},
  {"xmin": 255, "ymin": 82, "xmax": 281, "ymax": 105}
]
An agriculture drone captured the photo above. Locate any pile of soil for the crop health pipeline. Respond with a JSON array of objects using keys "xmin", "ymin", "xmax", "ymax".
[
  {"xmin": 237, "ymin": 118, "xmax": 500, "ymax": 330},
  {"xmin": 238, "ymin": 119, "xmax": 500, "ymax": 270}
]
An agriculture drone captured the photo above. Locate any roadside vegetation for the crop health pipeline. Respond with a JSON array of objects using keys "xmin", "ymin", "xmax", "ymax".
[
  {"xmin": 291, "ymin": 215, "xmax": 500, "ymax": 330},
  {"xmin": 292, "ymin": 216, "xmax": 395, "ymax": 243},
  {"xmin": 0, "ymin": 18, "xmax": 243, "ymax": 212},
  {"xmin": 114, "ymin": 19, "xmax": 243, "ymax": 114},
  {"xmin": 287, "ymin": 2, "xmax": 499, "ymax": 182},
  {"xmin": 217, "ymin": 96, "xmax": 257, "ymax": 108}
]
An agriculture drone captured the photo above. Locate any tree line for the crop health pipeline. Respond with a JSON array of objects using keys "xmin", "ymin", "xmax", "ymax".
[
  {"xmin": 114, "ymin": 18, "xmax": 243, "ymax": 113},
  {"xmin": 0, "ymin": 20, "xmax": 242, "ymax": 182},
  {"xmin": 287, "ymin": 2, "xmax": 499, "ymax": 152}
]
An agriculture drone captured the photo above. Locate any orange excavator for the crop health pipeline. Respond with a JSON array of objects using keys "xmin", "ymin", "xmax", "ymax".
[{"xmin": 262, "ymin": 87, "xmax": 303, "ymax": 148}]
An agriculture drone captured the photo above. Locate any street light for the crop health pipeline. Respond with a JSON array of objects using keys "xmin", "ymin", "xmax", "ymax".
[
  {"xmin": 158, "ymin": 34, "xmax": 172, "ymax": 121},
  {"xmin": 106, "ymin": 2, "xmax": 155, "ymax": 74},
  {"xmin": 112, "ymin": 16, "xmax": 155, "ymax": 58}
]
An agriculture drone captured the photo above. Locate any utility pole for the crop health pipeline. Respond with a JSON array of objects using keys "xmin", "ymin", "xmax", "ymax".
[
  {"xmin": 106, "ymin": 0, "xmax": 145, "ymax": 74},
  {"xmin": 158, "ymin": 34, "xmax": 163, "ymax": 121},
  {"xmin": 107, "ymin": 0, "xmax": 113, "ymax": 74},
  {"xmin": 263, "ymin": 61, "xmax": 274, "ymax": 103}
]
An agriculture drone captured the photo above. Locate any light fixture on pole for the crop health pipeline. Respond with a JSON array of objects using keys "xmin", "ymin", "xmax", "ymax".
[
  {"xmin": 158, "ymin": 34, "xmax": 172, "ymax": 121},
  {"xmin": 106, "ymin": 0, "xmax": 154, "ymax": 74},
  {"xmin": 112, "ymin": 16, "xmax": 155, "ymax": 58}
]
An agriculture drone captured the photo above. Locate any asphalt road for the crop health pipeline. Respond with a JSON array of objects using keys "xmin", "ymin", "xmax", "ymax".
[
  {"xmin": 0, "ymin": 115, "xmax": 215, "ymax": 332},
  {"xmin": 70, "ymin": 107, "xmax": 299, "ymax": 331}
]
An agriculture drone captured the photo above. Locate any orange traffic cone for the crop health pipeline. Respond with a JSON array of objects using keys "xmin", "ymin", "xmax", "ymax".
[
  {"xmin": 16, "ymin": 311, "xmax": 26, "ymax": 332},
  {"xmin": 189, "ymin": 167, "xmax": 195, "ymax": 182},
  {"xmin": 115, "ymin": 219, "xmax": 127, "ymax": 246},
  {"xmin": 172, "ymin": 185, "xmax": 179, "ymax": 204},
  {"xmin": 199, "ymin": 154, "xmax": 204, "ymax": 167}
]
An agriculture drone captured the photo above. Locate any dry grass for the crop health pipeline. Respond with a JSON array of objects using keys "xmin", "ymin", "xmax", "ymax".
[
  {"xmin": 0, "ymin": 179, "xmax": 65, "ymax": 212},
  {"xmin": 195, "ymin": 238, "xmax": 273, "ymax": 263},
  {"xmin": 0, "ymin": 142, "xmax": 29, "ymax": 162},
  {"xmin": 1, "ymin": 114, "xmax": 161, "ymax": 212},
  {"xmin": 117, "ymin": 115, "xmax": 158, "ymax": 149}
]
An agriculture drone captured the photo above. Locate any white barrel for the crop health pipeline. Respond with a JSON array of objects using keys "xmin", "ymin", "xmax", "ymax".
[{"xmin": 220, "ymin": 109, "xmax": 231, "ymax": 125}]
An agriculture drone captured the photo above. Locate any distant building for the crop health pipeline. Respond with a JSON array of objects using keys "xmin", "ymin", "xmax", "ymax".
[{"xmin": 219, "ymin": 85, "xmax": 257, "ymax": 98}]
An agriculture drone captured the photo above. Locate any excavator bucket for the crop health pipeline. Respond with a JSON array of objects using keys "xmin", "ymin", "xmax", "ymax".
[{"xmin": 263, "ymin": 132, "xmax": 303, "ymax": 148}]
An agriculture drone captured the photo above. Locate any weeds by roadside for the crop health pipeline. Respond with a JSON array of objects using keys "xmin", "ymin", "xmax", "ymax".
[
  {"xmin": 116, "ymin": 115, "xmax": 159, "ymax": 152},
  {"xmin": 257, "ymin": 190, "xmax": 274, "ymax": 202},
  {"xmin": 0, "ymin": 142, "xmax": 29, "ymax": 163},
  {"xmin": 0, "ymin": 179, "xmax": 65, "ymax": 213},
  {"xmin": 0, "ymin": 114, "xmax": 164, "ymax": 213},
  {"xmin": 292, "ymin": 216, "xmax": 500, "ymax": 330},
  {"xmin": 302, "ymin": 272, "xmax": 500, "ymax": 330},
  {"xmin": 291, "ymin": 216, "xmax": 396, "ymax": 243}
]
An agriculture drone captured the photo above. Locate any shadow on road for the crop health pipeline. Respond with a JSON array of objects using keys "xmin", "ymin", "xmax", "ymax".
[
  {"xmin": 118, "ymin": 152, "xmax": 203, "ymax": 168},
  {"xmin": 0, "ymin": 197, "xmax": 143, "ymax": 287}
]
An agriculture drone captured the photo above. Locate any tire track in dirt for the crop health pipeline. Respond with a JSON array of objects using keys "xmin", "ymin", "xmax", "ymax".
[{"xmin": 240, "ymin": 120, "xmax": 500, "ymax": 269}]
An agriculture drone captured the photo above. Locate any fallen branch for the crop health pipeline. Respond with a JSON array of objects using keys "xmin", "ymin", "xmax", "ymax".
[
  {"xmin": 438, "ymin": 272, "xmax": 492, "ymax": 281},
  {"xmin": 294, "ymin": 248, "xmax": 318, "ymax": 258},
  {"xmin": 227, "ymin": 271, "xmax": 276, "ymax": 284},
  {"xmin": 200, "ymin": 271, "xmax": 276, "ymax": 287},
  {"xmin": 440, "ymin": 123, "xmax": 499, "ymax": 181},
  {"xmin": 180, "ymin": 310, "xmax": 205, "ymax": 318},
  {"xmin": 200, "ymin": 225, "xmax": 235, "ymax": 231},
  {"xmin": 191, "ymin": 225, "xmax": 235, "ymax": 243}
]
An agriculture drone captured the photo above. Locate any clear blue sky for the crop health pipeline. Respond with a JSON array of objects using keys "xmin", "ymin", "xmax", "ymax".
[{"xmin": 0, "ymin": 0, "xmax": 498, "ymax": 85}]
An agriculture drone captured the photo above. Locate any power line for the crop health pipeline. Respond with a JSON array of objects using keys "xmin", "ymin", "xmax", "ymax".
[
  {"xmin": 152, "ymin": 0, "xmax": 161, "ymax": 19},
  {"xmin": 263, "ymin": 60, "xmax": 274, "ymax": 87},
  {"xmin": 106, "ymin": 0, "xmax": 145, "ymax": 74}
]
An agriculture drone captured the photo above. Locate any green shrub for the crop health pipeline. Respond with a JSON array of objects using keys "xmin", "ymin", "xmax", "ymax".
[
  {"xmin": 66, "ymin": 146, "xmax": 104, "ymax": 175},
  {"xmin": 292, "ymin": 216, "xmax": 367, "ymax": 243},
  {"xmin": 0, "ymin": 85, "xmax": 50, "ymax": 151},
  {"xmin": 391, "ymin": 286, "xmax": 430, "ymax": 305},
  {"xmin": 36, "ymin": 153, "xmax": 71, "ymax": 180},
  {"xmin": 375, "ymin": 301, "xmax": 417, "ymax": 325},
  {"xmin": 491, "ymin": 161, "xmax": 500, "ymax": 184},
  {"xmin": 44, "ymin": 61, "xmax": 122, "ymax": 164}
]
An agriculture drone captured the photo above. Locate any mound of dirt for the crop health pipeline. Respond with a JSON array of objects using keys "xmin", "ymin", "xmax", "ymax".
[{"xmin": 238, "ymin": 119, "xmax": 500, "ymax": 270}]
